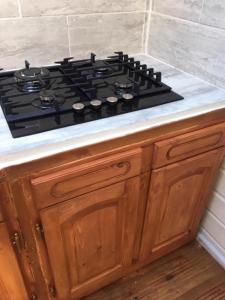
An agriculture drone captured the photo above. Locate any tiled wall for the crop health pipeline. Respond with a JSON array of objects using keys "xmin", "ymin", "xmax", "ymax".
[
  {"xmin": 146, "ymin": 0, "xmax": 225, "ymax": 89},
  {"xmin": 0, "ymin": 0, "xmax": 147, "ymax": 70}
]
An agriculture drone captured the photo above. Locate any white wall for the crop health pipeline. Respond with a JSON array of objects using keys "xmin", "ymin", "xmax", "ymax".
[{"xmin": 198, "ymin": 161, "xmax": 225, "ymax": 268}]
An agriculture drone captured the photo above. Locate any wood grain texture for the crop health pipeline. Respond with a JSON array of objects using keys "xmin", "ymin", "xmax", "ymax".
[
  {"xmin": 84, "ymin": 242, "xmax": 225, "ymax": 300},
  {"xmin": 0, "ymin": 223, "xmax": 28, "ymax": 300},
  {"xmin": 40, "ymin": 177, "xmax": 141, "ymax": 300},
  {"xmin": 31, "ymin": 148, "xmax": 143, "ymax": 209},
  {"xmin": 140, "ymin": 148, "xmax": 225, "ymax": 262},
  {"xmin": 153, "ymin": 122, "xmax": 225, "ymax": 168},
  {"xmin": 0, "ymin": 209, "xmax": 3, "ymax": 222}
]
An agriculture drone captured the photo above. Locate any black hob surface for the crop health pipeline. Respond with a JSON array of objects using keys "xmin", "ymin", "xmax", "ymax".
[{"xmin": 0, "ymin": 52, "xmax": 183, "ymax": 138}]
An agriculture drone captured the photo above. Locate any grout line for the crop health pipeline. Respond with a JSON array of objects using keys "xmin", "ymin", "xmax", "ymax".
[
  {"xmin": 66, "ymin": 16, "xmax": 72, "ymax": 57},
  {"xmin": 198, "ymin": 0, "xmax": 206, "ymax": 23},
  {"xmin": 152, "ymin": 11, "xmax": 225, "ymax": 33},
  {"xmin": 0, "ymin": 10, "xmax": 146, "ymax": 21},
  {"xmin": 16, "ymin": 0, "xmax": 22, "ymax": 18},
  {"xmin": 141, "ymin": 11, "xmax": 147, "ymax": 53},
  {"xmin": 144, "ymin": 0, "xmax": 153, "ymax": 54}
]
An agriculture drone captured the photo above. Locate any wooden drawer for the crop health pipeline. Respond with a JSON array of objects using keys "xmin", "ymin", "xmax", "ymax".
[
  {"xmin": 153, "ymin": 123, "xmax": 225, "ymax": 168},
  {"xmin": 31, "ymin": 148, "xmax": 144, "ymax": 209}
]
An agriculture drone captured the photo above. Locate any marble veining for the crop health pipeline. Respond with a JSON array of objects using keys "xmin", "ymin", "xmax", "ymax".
[{"xmin": 1, "ymin": 54, "xmax": 225, "ymax": 169}]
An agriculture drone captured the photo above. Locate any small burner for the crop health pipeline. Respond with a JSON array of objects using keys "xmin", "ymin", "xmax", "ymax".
[
  {"xmin": 32, "ymin": 90, "xmax": 65, "ymax": 109},
  {"xmin": 15, "ymin": 60, "xmax": 50, "ymax": 92},
  {"xmin": 40, "ymin": 90, "xmax": 56, "ymax": 104},
  {"xmin": 94, "ymin": 67, "xmax": 111, "ymax": 77},
  {"xmin": 114, "ymin": 81, "xmax": 133, "ymax": 90}
]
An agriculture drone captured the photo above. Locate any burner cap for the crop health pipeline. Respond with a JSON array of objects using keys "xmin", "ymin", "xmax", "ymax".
[
  {"xmin": 40, "ymin": 90, "xmax": 56, "ymax": 103},
  {"xmin": 94, "ymin": 67, "xmax": 110, "ymax": 77},
  {"xmin": 32, "ymin": 90, "xmax": 65, "ymax": 109},
  {"xmin": 20, "ymin": 67, "xmax": 42, "ymax": 78},
  {"xmin": 14, "ymin": 60, "xmax": 50, "ymax": 92},
  {"xmin": 114, "ymin": 81, "xmax": 133, "ymax": 90}
]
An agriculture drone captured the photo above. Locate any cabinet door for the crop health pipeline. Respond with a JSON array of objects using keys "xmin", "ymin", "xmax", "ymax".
[
  {"xmin": 0, "ymin": 223, "xmax": 28, "ymax": 300},
  {"xmin": 140, "ymin": 148, "xmax": 224, "ymax": 262},
  {"xmin": 40, "ymin": 177, "xmax": 141, "ymax": 300}
]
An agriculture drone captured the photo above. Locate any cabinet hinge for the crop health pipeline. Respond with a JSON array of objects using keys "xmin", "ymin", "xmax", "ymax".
[
  {"xmin": 35, "ymin": 222, "xmax": 45, "ymax": 240},
  {"xmin": 11, "ymin": 231, "xmax": 24, "ymax": 253},
  {"xmin": 49, "ymin": 284, "xmax": 57, "ymax": 298},
  {"xmin": 30, "ymin": 293, "xmax": 38, "ymax": 300}
]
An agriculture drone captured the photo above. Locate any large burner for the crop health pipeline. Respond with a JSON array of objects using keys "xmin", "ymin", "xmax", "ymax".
[{"xmin": 14, "ymin": 60, "xmax": 50, "ymax": 92}]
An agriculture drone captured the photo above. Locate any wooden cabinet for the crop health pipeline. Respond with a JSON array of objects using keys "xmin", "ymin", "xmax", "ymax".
[
  {"xmin": 40, "ymin": 177, "xmax": 142, "ymax": 300},
  {"xmin": 0, "ymin": 222, "xmax": 28, "ymax": 300},
  {"xmin": 140, "ymin": 148, "xmax": 225, "ymax": 262},
  {"xmin": 1, "ymin": 112, "xmax": 225, "ymax": 300}
]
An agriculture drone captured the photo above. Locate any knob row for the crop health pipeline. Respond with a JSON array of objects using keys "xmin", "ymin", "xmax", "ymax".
[{"xmin": 72, "ymin": 94, "xmax": 134, "ymax": 112}]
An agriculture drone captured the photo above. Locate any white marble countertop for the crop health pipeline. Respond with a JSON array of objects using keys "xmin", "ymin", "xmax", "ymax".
[{"xmin": 1, "ymin": 54, "xmax": 225, "ymax": 169}]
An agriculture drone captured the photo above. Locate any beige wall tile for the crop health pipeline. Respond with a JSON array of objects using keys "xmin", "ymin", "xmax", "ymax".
[
  {"xmin": 148, "ymin": 13, "xmax": 225, "ymax": 89},
  {"xmin": 0, "ymin": 0, "xmax": 19, "ymax": 18},
  {"xmin": 68, "ymin": 13, "xmax": 145, "ymax": 58},
  {"xmin": 201, "ymin": 0, "xmax": 225, "ymax": 30},
  {"xmin": 153, "ymin": 0, "xmax": 202, "ymax": 22},
  {"xmin": 20, "ymin": 0, "xmax": 146, "ymax": 17},
  {"xmin": 0, "ymin": 17, "xmax": 69, "ymax": 70}
]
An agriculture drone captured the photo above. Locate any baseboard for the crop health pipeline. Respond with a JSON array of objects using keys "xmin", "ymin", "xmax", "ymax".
[{"xmin": 197, "ymin": 228, "xmax": 225, "ymax": 269}]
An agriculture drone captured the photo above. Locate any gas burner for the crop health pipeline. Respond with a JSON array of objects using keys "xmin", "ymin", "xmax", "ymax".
[
  {"xmin": 114, "ymin": 81, "xmax": 133, "ymax": 89},
  {"xmin": 14, "ymin": 60, "xmax": 50, "ymax": 92},
  {"xmin": 32, "ymin": 90, "xmax": 65, "ymax": 109},
  {"xmin": 114, "ymin": 80, "xmax": 133, "ymax": 90},
  {"xmin": 94, "ymin": 67, "xmax": 111, "ymax": 77},
  {"xmin": 114, "ymin": 80, "xmax": 134, "ymax": 96}
]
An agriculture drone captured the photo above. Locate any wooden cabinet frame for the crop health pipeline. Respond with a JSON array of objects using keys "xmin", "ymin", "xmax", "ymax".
[{"xmin": 1, "ymin": 108, "xmax": 225, "ymax": 299}]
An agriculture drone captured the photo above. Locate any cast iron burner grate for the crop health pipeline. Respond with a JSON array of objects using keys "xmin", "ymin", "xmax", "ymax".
[{"xmin": 0, "ymin": 51, "xmax": 183, "ymax": 138}]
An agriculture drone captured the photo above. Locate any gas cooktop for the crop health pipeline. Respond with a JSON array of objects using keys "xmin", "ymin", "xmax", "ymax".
[{"xmin": 0, "ymin": 52, "xmax": 183, "ymax": 138}]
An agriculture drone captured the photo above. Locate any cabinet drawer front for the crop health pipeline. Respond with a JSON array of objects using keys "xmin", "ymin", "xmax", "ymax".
[
  {"xmin": 31, "ymin": 148, "xmax": 143, "ymax": 208},
  {"xmin": 153, "ymin": 123, "xmax": 225, "ymax": 168}
]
